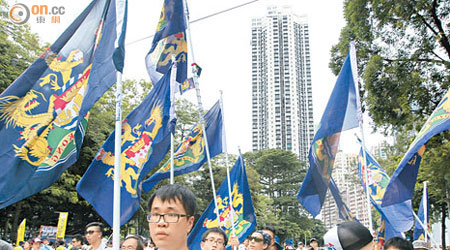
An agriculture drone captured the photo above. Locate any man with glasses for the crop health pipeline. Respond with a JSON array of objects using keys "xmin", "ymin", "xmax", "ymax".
[
  {"xmin": 147, "ymin": 184, "xmax": 197, "ymax": 250},
  {"xmin": 71, "ymin": 235, "xmax": 84, "ymax": 249},
  {"xmin": 200, "ymin": 227, "xmax": 227, "ymax": 250},
  {"xmin": 84, "ymin": 222, "xmax": 106, "ymax": 250}
]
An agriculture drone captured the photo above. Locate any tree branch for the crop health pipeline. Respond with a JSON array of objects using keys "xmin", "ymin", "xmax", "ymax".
[
  {"xmin": 430, "ymin": 0, "xmax": 450, "ymax": 60},
  {"xmin": 383, "ymin": 56, "xmax": 450, "ymax": 67}
]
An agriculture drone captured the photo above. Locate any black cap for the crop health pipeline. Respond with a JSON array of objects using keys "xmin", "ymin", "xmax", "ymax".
[{"xmin": 324, "ymin": 221, "xmax": 373, "ymax": 250}]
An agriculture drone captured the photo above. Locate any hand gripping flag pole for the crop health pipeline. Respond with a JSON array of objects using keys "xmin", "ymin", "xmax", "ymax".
[
  {"xmin": 349, "ymin": 41, "xmax": 374, "ymax": 234},
  {"xmin": 219, "ymin": 91, "xmax": 237, "ymax": 249},
  {"xmin": 182, "ymin": 0, "xmax": 221, "ymax": 221}
]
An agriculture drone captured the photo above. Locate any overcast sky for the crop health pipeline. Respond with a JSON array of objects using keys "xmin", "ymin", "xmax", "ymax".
[{"xmin": 7, "ymin": 0, "xmax": 387, "ymax": 155}]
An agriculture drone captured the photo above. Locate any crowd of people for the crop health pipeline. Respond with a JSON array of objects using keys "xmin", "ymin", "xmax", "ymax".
[{"xmin": 2, "ymin": 184, "xmax": 446, "ymax": 250}]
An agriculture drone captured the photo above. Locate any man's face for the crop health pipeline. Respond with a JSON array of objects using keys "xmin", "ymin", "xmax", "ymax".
[
  {"xmin": 310, "ymin": 241, "xmax": 318, "ymax": 248},
  {"xmin": 298, "ymin": 244, "xmax": 304, "ymax": 250},
  {"xmin": 262, "ymin": 229, "xmax": 275, "ymax": 247},
  {"xmin": 72, "ymin": 239, "xmax": 82, "ymax": 247},
  {"xmin": 148, "ymin": 197, "xmax": 194, "ymax": 249},
  {"xmin": 85, "ymin": 226, "xmax": 102, "ymax": 245},
  {"xmin": 201, "ymin": 232, "xmax": 225, "ymax": 250},
  {"xmin": 248, "ymin": 232, "xmax": 268, "ymax": 250},
  {"xmin": 121, "ymin": 238, "xmax": 138, "ymax": 250},
  {"xmin": 32, "ymin": 242, "xmax": 41, "ymax": 250}
]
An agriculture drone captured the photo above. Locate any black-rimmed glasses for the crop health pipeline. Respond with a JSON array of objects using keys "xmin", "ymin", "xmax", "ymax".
[{"xmin": 146, "ymin": 213, "xmax": 189, "ymax": 223}]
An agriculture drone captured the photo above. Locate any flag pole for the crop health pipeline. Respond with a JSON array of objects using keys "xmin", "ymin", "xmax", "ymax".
[
  {"xmin": 182, "ymin": 0, "xmax": 221, "ymax": 221},
  {"xmin": 170, "ymin": 133, "xmax": 174, "ymax": 184},
  {"xmin": 423, "ymin": 181, "xmax": 428, "ymax": 241},
  {"xmin": 113, "ymin": 70, "xmax": 122, "ymax": 250},
  {"xmin": 412, "ymin": 181, "xmax": 438, "ymax": 246},
  {"xmin": 219, "ymin": 91, "xmax": 237, "ymax": 241},
  {"xmin": 349, "ymin": 41, "xmax": 373, "ymax": 234},
  {"xmin": 170, "ymin": 55, "xmax": 177, "ymax": 185}
]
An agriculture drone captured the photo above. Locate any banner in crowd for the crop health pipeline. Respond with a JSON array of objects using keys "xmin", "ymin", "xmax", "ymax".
[
  {"xmin": 40, "ymin": 226, "xmax": 57, "ymax": 238},
  {"xmin": 56, "ymin": 212, "xmax": 68, "ymax": 239},
  {"xmin": 16, "ymin": 219, "xmax": 26, "ymax": 246}
]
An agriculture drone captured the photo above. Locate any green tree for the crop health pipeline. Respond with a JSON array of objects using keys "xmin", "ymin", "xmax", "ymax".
[
  {"xmin": 330, "ymin": 0, "xmax": 450, "ymax": 133},
  {"xmin": 243, "ymin": 149, "xmax": 323, "ymax": 241},
  {"xmin": 0, "ymin": 1, "xmax": 43, "ymax": 93},
  {"xmin": 331, "ymin": 0, "xmax": 450, "ymax": 244}
]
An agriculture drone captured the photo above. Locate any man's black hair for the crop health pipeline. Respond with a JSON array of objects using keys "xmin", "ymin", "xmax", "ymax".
[
  {"xmin": 201, "ymin": 227, "xmax": 228, "ymax": 246},
  {"xmin": 148, "ymin": 184, "xmax": 197, "ymax": 217},
  {"xmin": 85, "ymin": 222, "xmax": 104, "ymax": 235},
  {"xmin": 72, "ymin": 235, "xmax": 84, "ymax": 244},
  {"xmin": 123, "ymin": 235, "xmax": 144, "ymax": 250},
  {"xmin": 385, "ymin": 237, "xmax": 413, "ymax": 250},
  {"xmin": 262, "ymin": 225, "xmax": 277, "ymax": 235}
]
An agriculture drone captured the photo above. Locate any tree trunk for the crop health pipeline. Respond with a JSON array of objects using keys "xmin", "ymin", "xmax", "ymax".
[
  {"xmin": 442, "ymin": 202, "xmax": 447, "ymax": 249},
  {"xmin": 4, "ymin": 217, "xmax": 9, "ymax": 241},
  {"xmin": 11, "ymin": 203, "xmax": 22, "ymax": 243}
]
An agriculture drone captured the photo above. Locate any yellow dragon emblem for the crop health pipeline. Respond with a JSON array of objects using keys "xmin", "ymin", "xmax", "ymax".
[
  {"xmin": 0, "ymin": 49, "xmax": 86, "ymax": 166},
  {"xmin": 203, "ymin": 183, "xmax": 251, "ymax": 236},
  {"xmin": 95, "ymin": 105, "xmax": 164, "ymax": 196}
]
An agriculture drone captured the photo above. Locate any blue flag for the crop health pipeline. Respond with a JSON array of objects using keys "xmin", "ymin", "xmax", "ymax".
[
  {"xmin": 296, "ymin": 48, "xmax": 359, "ymax": 217},
  {"xmin": 179, "ymin": 77, "xmax": 195, "ymax": 94},
  {"xmin": 145, "ymin": 0, "xmax": 187, "ymax": 86},
  {"xmin": 0, "ymin": 0, "xmax": 128, "ymax": 207},
  {"xmin": 358, "ymin": 147, "xmax": 411, "ymax": 235},
  {"xmin": 76, "ymin": 65, "xmax": 177, "ymax": 226},
  {"xmin": 382, "ymin": 89, "xmax": 450, "ymax": 207},
  {"xmin": 142, "ymin": 101, "xmax": 223, "ymax": 193},
  {"xmin": 187, "ymin": 155, "xmax": 256, "ymax": 250},
  {"xmin": 413, "ymin": 184, "xmax": 428, "ymax": 241},
  {"xmin": 328, "ymin": 178, "xmax": 359, "ymax": 222}
]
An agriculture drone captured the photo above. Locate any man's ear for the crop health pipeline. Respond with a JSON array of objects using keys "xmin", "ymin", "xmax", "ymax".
[{"xmin": 186, "ymin": 216, "xmax": 195, "ymax": 234}]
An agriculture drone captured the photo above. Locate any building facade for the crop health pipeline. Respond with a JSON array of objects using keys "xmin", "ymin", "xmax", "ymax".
[
  {"xmin": 320, "ymin": 151, "xmax": 371, "ymax": 230},
  {"xmin": 251, "ymin": 6, "xmax": 314, "ymax": 162}
]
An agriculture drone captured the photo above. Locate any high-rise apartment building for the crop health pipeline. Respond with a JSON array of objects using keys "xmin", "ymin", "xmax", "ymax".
[
  {"xmin": 251, "ymin": 6, "xmax": 314, "ymax": 162},
  {"xmin": 321, "ymin": 151, "xmax": 371, "ymax": 230}
]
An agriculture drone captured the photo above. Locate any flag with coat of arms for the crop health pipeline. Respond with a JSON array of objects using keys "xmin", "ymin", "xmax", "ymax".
[
  {"xmin": 187, "ymin": 154, "xmax": 256, "ymax": 250},
  {"xmin": 297, "ymin": 44, "xmax": 360, "ymax": 217},
  {"xmin": 142, "ymin": 100, "xmax": 223, "ymax": 193},
  {"xmin": 0, "ymin": 0, "xmax": 127, "ymax": 208},
  {"xmin": 77, "ymin": 64, "xmax": 177, "ymax": 226}
]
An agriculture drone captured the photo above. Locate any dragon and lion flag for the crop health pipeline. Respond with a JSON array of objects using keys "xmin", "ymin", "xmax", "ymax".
[
  {"xmin": 0, "ymin": 0, "xmax": 127, "ymax": 208},
  {"xmin": 142, "ymin": 100, "xmax": 223, "ymax": 193},
  {"xmin": 358, "ymin": 146, "xmax": 411, "ymax": 241},
  {"xmin": 297, "ymin": 45, "xmax": 360, "ymax": 217},
  {"xmin": 382, "ymin": 88, "xmax": 450, "ymax": 230},
  {"xmin": 77, "ymin": 65, "xmax": 177, "ymax": 226},
  {"xmin": 188, "ymin": 155, "xmax": 256, "ymax": 250},
  {"xmin": 146, "ymin": 0, "xmax": 187, "ymax": 86}
]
